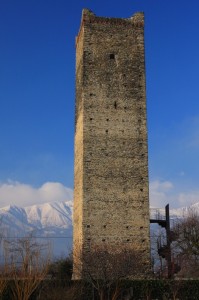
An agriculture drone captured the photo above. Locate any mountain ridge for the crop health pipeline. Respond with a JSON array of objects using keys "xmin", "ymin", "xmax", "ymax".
[
  {"xmin": 1, "ymin": 201, "xmax": 199, "ymax": 258},
  {"xmin": 0, "ymin": 201, "xmax": 73, "ymax": 258}
]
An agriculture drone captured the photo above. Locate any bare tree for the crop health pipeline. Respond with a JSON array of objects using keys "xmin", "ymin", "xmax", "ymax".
[
  {"xmin": 74, "ymin": 245, "xmax": 149, "ymax": 300},
  {"xmin": 172, "ymin": 209, "xmax": 199, "ymax": 278},
  {"xmin": 0, "ymin": 265, "xmax": 7, "ymax": 299},
  {"xmin": 4, "ymin": 236, "xmax": 51, "ymax": 300},
  {"xmin": 151, "ymin": 225, "xmax": 168, "ymax": 278},
  {"xmin": 0, "ymin": 218, "xmax": 8, "ymax": 298}
]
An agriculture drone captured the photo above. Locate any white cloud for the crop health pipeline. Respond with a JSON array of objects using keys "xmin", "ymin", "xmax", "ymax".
[
  {"xmin": 150, "ymin": 179, "xmax": 199, "ymax": 208},
  {"xmin": 177, "ymin": 191, "xmax": 199, "ymax": 207},
  {"xmin": 1, "ymin": 179, "xmax": 199, "ymax": 210},
  {"xmin": 0, "ymin": 181, "xmax": 73, "ymax": 208},
  {"xmin": 149, "ymin": 180, "xmax": 173, "ymax": 208}
]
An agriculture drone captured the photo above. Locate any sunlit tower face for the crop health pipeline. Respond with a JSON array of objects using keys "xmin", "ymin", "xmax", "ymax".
[{"xmin": 73, "ymin": 9, "xmax": 151, "ymax": 279}]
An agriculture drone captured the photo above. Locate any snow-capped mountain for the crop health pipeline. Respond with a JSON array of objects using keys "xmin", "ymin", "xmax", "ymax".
[
  {"xmin": 1, "ymin": 200, "xmax": 199, "ymax": 259},
  {"xmin": 151, "ymin": 202, "xmax": 199, "ymax": 221},
  {"xmin": 0, "ymin": 201, "xmax": 73, "ymax": 258},
  {"xmin": 25, "ymin": 201, "xmax": 73, "ymax": 229}
]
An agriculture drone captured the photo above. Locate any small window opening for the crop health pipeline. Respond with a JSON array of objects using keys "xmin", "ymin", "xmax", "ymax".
[
  {"xmin": 140, "ymin": 226, "xmax": 143, "ymax": 229},
  {"xmin": 124, "ymin": 106, "xmax": 127, "ymax": 110},
  {"xmin": 106, "ymin": 118, "xmax": 109, "ymax": 121},
  {"xmin": 140, "ymin": 188, "xmax": 143, "ymax": 192},
  {"xmin": 106, "ymin": 129, "xmax": 108, "ymax": 133},
  {"xmin": 142, "ymin": 239, "xmax": 145, "ymax": 243},
  {"xmin": 123, "ymin": 141, "xmax": 125, "ymax": 145},
  {"xmin": 102, "ymin": 238, "xmax": 106, "ymax": 242},
  {"xmin": 126, "ymin": 239, "xmax": 130, "ymax": 242},
  {"xmin": 87, "ymin": 238, "xmax": 91, "ymax": 241},
  {"xmin": 138, "ymin": 119, "xmax": 141, "ymax": 123},
  {"xmin": 126, "ymin": 226, "xmax": 129, "ymax": 229},
  {"xmin": 114, "ymin": 101, "xmax": 117, "ymax": 109},
  {"xmin": 110, "ymin": 53, "xmax": 115, "ymax": 59},
  {"xmin": 87, "ymin": 225, "xmax": 90, "ymax": 228},
  {"xmin": 103, "ymin": 225, "xmax": 106, "ymax": 228},
  {"xmin": 90, "ymin": 93, "xmax": 93, "ymax": 96},
  {"xmin": 90, "ymin": 118, "xmax": 93, "ymax": 121}
]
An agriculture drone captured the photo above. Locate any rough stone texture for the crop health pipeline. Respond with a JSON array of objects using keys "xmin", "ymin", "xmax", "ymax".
[{"xmin": 73, "ymin": 9, "xmax": 151, "ymax": 279}]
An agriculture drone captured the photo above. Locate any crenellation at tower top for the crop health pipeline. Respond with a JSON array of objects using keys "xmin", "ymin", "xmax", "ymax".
[{"xmin": 76, "ymin": 9, "xmax": 145, "ymax": 47}]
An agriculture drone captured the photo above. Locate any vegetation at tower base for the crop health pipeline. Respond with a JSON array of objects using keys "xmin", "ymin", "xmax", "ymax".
[
  {"xmin": 1, "ymin": 252, "xmax": 199, "ymax": 299},
  {"xmin": 73, "ymin": 245, "xmax": 151, "ymax": 299},
  {"xmin": 47, "ymin": 254, "xmax": 73, "ymax": 281},
  {"xmin": 1, "ymin": 279, "xmax": 199, "ymax": 300}
]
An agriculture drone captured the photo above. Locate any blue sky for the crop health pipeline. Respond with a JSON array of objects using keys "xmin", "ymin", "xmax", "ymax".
[{"xmin": 0, "ymin": 0, "xmax": 199, "ymax": 209}]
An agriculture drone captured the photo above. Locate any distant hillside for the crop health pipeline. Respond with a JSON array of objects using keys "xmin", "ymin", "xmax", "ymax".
[
  {"xmin": 0, "ymin": 200, "xmax": 199, "ymax": 258},
  {"xmin": 0, "ymin": 201, "xmax": 73, "ymax": 258}
]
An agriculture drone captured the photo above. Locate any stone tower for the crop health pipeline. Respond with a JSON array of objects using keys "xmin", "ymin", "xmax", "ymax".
[{"xmin": 73, "ymin": 9, "xmax": 151, "ymax": 279}]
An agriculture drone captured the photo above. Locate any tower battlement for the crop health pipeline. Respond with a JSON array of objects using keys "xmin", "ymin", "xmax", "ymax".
[{"xmin": 76, "ymin": 10, "xmax": 144, "ymax": 47}]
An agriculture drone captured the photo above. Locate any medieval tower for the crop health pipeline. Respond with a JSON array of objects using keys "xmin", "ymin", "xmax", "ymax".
[{"xmin": 73, "ymin": 9, "xmax": 151, "ymax": 279}]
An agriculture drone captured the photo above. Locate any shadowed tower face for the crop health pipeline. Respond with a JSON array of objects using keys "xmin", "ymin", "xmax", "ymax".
[{"xmin": 73, "ymin": 9, "xmax": 151, "ymax": 279}]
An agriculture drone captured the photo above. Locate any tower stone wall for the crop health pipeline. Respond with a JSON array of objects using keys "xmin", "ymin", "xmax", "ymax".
[{"xmin": 73, "ymin": 9, "xmax": 151, "ymax": 279}]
